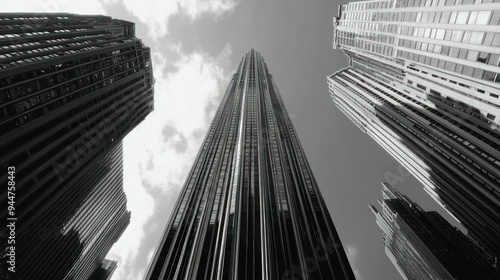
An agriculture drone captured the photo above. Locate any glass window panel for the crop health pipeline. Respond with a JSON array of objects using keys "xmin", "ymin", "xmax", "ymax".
[
  {"xmin": 489, "ymin": 54, "xmax": 500, "ymax": 66},
  {"xmin": 436, "ymin": 29, "xmax": 446, "ymax": 40},
  {"xmin": 469, "ymin": 32, "xmax": 485, "ymax": 44},
  {"xmin": 431, "ymin": 58, "xmax": 439, "ymax": 67},
  {"xmin": 492, "ymin": 34, "xmax": 500, "ymax": 46},
  {"xmin": 434, "ymin": 45, "xmax": 442, "ymax": 53},
  {"xmin": 410, "ymin": 12, "xmax": 417, "ymax": 22},
  {"xmin": 467, "ymin": 50, "xmax": 479, "ymax": 61},
  {"xmin": 491, "ymin": 11, "xmax": 500, "ymax": 25},
  {"xmin": 429, "ymin": 12, "xmax": 437, "ymax": 23},
  {"xmin": 462, "ymin": 66, "xmax": 474, "ymax": 76},
  {"xmin": 424, "ymin": 28, "xmax": 431, "ymax": 38},
  {"xmin": 458, "ymin": 49, "xmax": 468, "ymax": 59},
  {"xmin": 416, "ymin": 12, "xmax": 422, "ymax": 22},
  {"xmin": 463, "ymin": 31, "xmax": 472, "ymax": 43},
  {"xmin": 431, "ymin": 29, "xmax": 437, "ymax": 38},
  {"xmin": 449, "ymin": 47, "xmax": 460, "ymax": 58},
  {"xmin": 422, "ymin": 12, "xmax": 430, "ymax": 22},
  {"xmin": 456, "ymin": 12, "xmax": 469, "ymax": 24},
  {"xmin": 483, "ymin": 71, "xmax": 495, "ymax": 81},
  {"xmin": 477, "ymin": 52, "xmax": 489, "ymax": 63},
  {"xmin": 445, "ymin": 30, "xmax": 452, "ymax": 40},
  {"xmin": 445, "ymin": 61, "xmax": 456, "ymax": 71},
  {"xmin": 445, "ymin": 0, "xmax": 455, "ymax": 5},
  {"xmin": 450, "ymin": 11, "xmax": 458, "ymax": 23},
  {"xmin": 476, "ymin": 11, "xmax": 491, "ymax": 25},
  {"xmin": 456, "ymin": 64, "xmax": 464, "ymax": 73},
  {"xmin": 473, "ymin": 69, "xmax": 484, "ymax": 79},
  {"xmin": 438, "ymin": 59, "xmax": 446, "ymax": 68},
  {"xmin": 441, "ymin": 46, "xmax": 450, "ymax": 55},
  {"xmin": 468, "ymin": 11, "xmax": 479, "ymax": 24},
  {"xmin": 484, "ymin": 32, "xmax": 495, "ymax": 45},
  {"xmin": 451, "ymin": 30, "xmax": 464, "ymax": 42},
  {"xmin": 440, "ymin": 12, "xmax": 451, "ymax": 23}
]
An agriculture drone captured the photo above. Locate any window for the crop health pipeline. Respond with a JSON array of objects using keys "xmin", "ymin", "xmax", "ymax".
[
  {"xmin": 476, "ymin": 11, "xmax": 492, "ymax": 25},
  {"xmin": 456, "ymin": 11, "xmax": 469, "ymax": 24},
  {"xmin": 469, "ymin": 32, "xmax": 485, "ymax": 44},
  {"xmin": 492, "ymin": 33, "xmax": 500, "ymax": 46}
]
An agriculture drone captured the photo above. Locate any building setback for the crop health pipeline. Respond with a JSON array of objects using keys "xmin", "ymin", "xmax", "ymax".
[
  {"xmin": 89, "ymin": 259, "xmax": 119, "ymax": 280},
  {"xmin": 328, "ymin": 0, "xmax": 500, "ymax": 262},
  {"xmin": 0, "ymin": 13, "xmax": 154, "ymax": 279},
  {"xmin": 145, "ymin": 50, "xmax": 355, "ymax": 280},
  {"xmin": 370, "ymin": 182, "xmax": 498, "ymax": 279}
]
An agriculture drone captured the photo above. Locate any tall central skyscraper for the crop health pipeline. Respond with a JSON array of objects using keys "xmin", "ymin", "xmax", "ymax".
[{"xmin": 145, "ymin": 50, "xmax": 355, "ymax": 280}]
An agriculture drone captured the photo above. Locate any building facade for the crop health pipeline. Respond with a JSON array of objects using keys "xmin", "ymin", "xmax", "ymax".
[
  {"xmin": 328, "ymin": 0, "xmax": 500, "ymax": 261},
  {"xmin": 89, "ymin": 259, "xmax": 119, "ymax": 280},
  {"xmin": 0, "ymin": 13, "xmax": 154, "ymax": 279},
  {"xmin": 370, "ymin": 182, "xmax": 498, "ymax": 279},
  {"xmin": 145, "ymin": 50, "xmax": 355, "ymax": 280}
]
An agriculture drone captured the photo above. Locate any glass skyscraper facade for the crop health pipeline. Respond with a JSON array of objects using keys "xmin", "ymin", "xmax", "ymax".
[
  {"xmin": 0, "ymin": 13, "xmax": 154, "ymax": 279},
  {"xmin": 370, "ymin": 182, "xmax": 498, "ymax": 279},
  {"xmin": 145, "ymin": 50, "xmax": 355, "ymax": 280},
  {"xmin": 329, "ymin": 0, "xmax": 500, "ymax": 262}
]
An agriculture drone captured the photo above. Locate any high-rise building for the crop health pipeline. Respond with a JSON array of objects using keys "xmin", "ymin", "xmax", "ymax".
[
  {"xmin": 0, "ymin": 13, "xmax": 154, "ymax": 279},
  {"xmin": 145, "ymin": 50, "xmax": 355, "ymax": 280},
  {"xmin": 328, "ymin": 0, "xmax": 500, "ymax": 261},
  {"xmin": 370, "ymin": 182, "xmax": 498, "ymax": 279}
]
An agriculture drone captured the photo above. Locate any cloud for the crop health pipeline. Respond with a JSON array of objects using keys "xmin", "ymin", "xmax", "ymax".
[
  {"xmin": 107, "ymin": 44, "xmax": 233, "ymax": 280},
  {"xmin": 2, "ymin": 0, "xmax": 106, "ymax": 14},
  {"xmin": 112, "ymin": 0, "xmax": 239, "ymax": 39}
]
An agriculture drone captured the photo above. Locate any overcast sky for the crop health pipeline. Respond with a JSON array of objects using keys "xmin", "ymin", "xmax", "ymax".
[{"xmin": 5, "ymin": 1, "xmax": 465, "ymax": 279}]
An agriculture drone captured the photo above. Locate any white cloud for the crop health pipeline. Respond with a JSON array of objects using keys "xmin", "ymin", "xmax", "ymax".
[
  {"xmin": 107, "ymin": 44, "xmax": 233, "ymax": 280},
  {"xmin": 3, "ymin": 0, "xmax": 106, "ymax": 14},
  {"xmin": 114, "ymin": 0, "xmax": 239, "ymax": 39}
]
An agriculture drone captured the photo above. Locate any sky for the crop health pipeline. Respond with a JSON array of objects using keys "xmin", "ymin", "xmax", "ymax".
[{"xmin": 5, "ymin": 1, "xmax": 465, "ymax": 279}]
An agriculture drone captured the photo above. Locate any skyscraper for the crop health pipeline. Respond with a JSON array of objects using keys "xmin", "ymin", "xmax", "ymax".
[
  {"xmin": 328, "ymin": 0, "xmax": 500, "ymax": 261},
  {"xmin": 0, "ymin": 13, "xmax": 154, "ymax": 279},
  {"xmin": 370, "ymin": 182, "xmax": 498, "ymax": 279},
  {"xmin": 145, "ymin": 50, "xmax": 355, "ymax": 280},
  {"xmin": 89, "ymin": 259, "xmax": 119, "ymax": 280}
]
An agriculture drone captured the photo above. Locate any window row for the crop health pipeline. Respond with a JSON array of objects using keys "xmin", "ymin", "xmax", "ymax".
[
  {"xmin": 399, "ymin": 50, "xmax": 500, "ymax": 83},
  {"xmin": 342, "ymin": 9, "xmax": 499, "ymax": 26}
]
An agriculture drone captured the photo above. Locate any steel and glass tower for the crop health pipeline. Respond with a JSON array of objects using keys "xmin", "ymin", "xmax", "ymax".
[
  {"xmin": 370, "ymin": 182, "xmax": 498, "ymax": 279},
  {"xmin": 0, "ymin": 13, "xmax": 153, "ymax": 279},
  {"xmin": 328, "ymin": 0, "xmax": 500, "ymax": 261},
  {"xmin": 145, "ymin": 50, "xmax": 355, "ymax": 280}
]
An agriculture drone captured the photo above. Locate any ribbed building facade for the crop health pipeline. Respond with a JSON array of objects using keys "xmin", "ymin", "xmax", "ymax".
[
  {"xmin": 145, "ymin": 50, "xmax": 355, "ymax": 280},
  {"xmin": 0, "ymin": 13, "xmax": 154, "ymax": 279},
  {"xmin": 328, "ymin": 0, "xmax": 500, "ymax": 262},
  {"xmin": 370, "ymin": 182, "xmax": 498, "ymax": 279}
]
